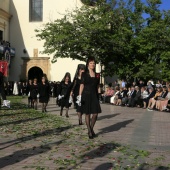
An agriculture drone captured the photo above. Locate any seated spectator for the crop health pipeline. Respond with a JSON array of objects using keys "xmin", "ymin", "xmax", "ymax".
[
  {"xmin": 155, "ymin": 80, "xmax": 162, "ymax": 88},
  {"xmin": 147, "ymin": 87, "xmax": 163, "ymax": 111},
  {"xmin": 155, "ymin": 86, "xmax": 169, "ymax": 111},
  {"xmin": 139, "ymin": 80, "xmax": 145, "ymax": 89},
  {"xmin": 102, "ymin": 86, "xmax": 114, "ymax": 103},
  {"xmin": 147, "ymin": 80, "xmax": 154, "ymax": 89},
  {"xmin": 121, "ymin": 87, "xmax": 131, "ymax": 106},
  {"xmin": 126, "ymin": 86, "xmax": 137, "ymax": 107},
  {"xmin": 133, "ymin": 86, "xmax": 141, "ymax": 107},
  {"xmin": 142, "ymin": 87, "xmax": 155, "ymax": 109},
  {"xmin": 110, "ymin": 86, "xmax": 120, "ymax": 105},
  {"xmin": 117, "ymin": 87, "xmax": 124, "ymax": 106}
]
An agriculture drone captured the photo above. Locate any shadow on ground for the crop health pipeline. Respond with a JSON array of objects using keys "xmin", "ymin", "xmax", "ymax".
[
  {"xmin": 0, "ymin": 140, "xmax": 65, "ymax": 169},
  {"xmin": 97, "ymin": 119, "xmax": 134, "ymax": 135},
  {"xmin": 97, "ymin": 113, "xmax": 121, "ymax": 121}
]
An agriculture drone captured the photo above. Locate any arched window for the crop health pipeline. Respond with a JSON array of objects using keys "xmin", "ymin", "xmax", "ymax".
[{"xmin": 29, "ymin": 0, "xmax": 43, "ymax": 22}]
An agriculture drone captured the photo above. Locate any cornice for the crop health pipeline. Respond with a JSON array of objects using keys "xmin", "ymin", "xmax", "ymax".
[
  {"xmin": 0, "ymin": 22, "xmax": 5, "ymax": 29},
  {"xmin": 0, "ymin": 8, "xmax": 12, "ymax": 21},
  {"xmin": 21, "ymin": 57, "xmax": 50, "ymax": 60}
]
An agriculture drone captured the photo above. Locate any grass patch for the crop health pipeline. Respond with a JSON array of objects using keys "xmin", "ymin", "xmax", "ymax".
[{"xmin": 0, "ymin": 96, "xmax": 71, "ymax": 138}]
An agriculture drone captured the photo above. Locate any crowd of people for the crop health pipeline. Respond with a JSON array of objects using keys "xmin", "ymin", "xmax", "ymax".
[
  {"xmin": 101, "ymin": 80, "xmax": 170, "ymax": 112},
  {"xmin": 1, "ymin": 57, "xmax": 170, "ymax": 139}
]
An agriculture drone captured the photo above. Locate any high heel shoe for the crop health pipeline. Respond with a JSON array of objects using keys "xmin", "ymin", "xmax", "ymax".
[
  {"xmin": 79, "ymin": 120, "xmax": 83, "ymax": 125},
  {"xmin": 88, "ymin": 131, "xmax": 93, "ymax": 139},
  {"xmin": 88, "ymin": 132, "xmax": 93, "ymax": 139},
  {"xmin": 65, "ymin": 114, "xmax": 69, "ymax": 118},
  {"xmin": 91, "ymin": 130, "xmax": 96, "ymax": 137}
]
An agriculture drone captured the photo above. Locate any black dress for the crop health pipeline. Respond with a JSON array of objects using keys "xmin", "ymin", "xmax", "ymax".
[
  {"xmin": 81, "ymin": 72, "xmax": 101, "ymax": 114},
  {"xmin": 58, "ymin": 81, "xmax": 72, "ymax": 108},
  {"xmin": 39, "ymin": 83, "xmax": 50, "ymax": 103},
  {"xmin": 30, "ymin": 84, "xmax": 38, "ymax": 99},
  {"xmin": 72, "ymin": 78, "xmax": 82, "ymax": 112}
]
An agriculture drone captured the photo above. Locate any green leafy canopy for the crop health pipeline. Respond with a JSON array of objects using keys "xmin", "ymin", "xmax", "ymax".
[{"xmin": 36, "ymin": 0, "xmax": 170, "ymax": 81}]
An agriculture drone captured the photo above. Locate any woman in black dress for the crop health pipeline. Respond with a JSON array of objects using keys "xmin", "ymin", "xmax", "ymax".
[
  {"xmin": 38, "ymin": 76, "xmax": 50, "ymax": 112},
  {"xmin": 78, "ymin": 57, "xmax": 101, "ymax": 139},
  {"xmin": 71, "ymin": 64, "xmax": 86, "ymax": 125},
  {"xmin": 26, "ymin": 79, "xmax": 33, "ymax": 107},
  {"xmin": 30, "ymin": 78, "xmax": 38, "ymax": 110},
  {"xmin": 57, "ymin": 72, "xmax": 72, "ymax": 117}
]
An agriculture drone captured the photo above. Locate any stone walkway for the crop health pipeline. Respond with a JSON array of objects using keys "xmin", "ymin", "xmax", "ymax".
[{"xmin": 0, "ymin": 97, "xmax": 170, "ymax": 170}]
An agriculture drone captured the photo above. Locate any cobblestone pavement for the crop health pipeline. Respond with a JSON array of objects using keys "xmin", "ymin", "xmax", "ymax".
[{"xmin": 0, "ymin": 97, "xmax": 170, "ymax": 170}]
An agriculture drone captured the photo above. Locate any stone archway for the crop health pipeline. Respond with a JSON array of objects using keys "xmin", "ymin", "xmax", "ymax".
[
  {"xmin": 28, "ymin": 66, "xmax": 43, "ymax": 82},
  {"xmin": 21, "ymin": 57, "xmax": 50, "ymax": 81}
]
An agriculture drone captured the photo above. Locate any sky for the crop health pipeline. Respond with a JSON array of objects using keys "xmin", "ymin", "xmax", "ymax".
[
  {"xmin": 159, "ymin": 0, "xmax": 170, "ymax": 10},
  {"xmin": 142, "ymin": 0, "xmax": 170, "ymax": 11}
]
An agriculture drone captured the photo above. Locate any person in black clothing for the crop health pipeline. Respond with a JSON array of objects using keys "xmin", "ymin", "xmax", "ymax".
[
  {"xmin": 127, "ymin": 86, "xmax": 137, "ymax": 107},
  {"xmin": 18, "ymin": 82, "xmax": 22, "ymax": 96},
  {"xmin": 26, "ymin": 80, "xmax": 33, "ymax": 107},
  {"xmin": 7, "ymin": 81, "xmax": 12, "ymax": 95},
  {"xmin": 77, "ymin": 57, "xmax": 101, "ymax": 139},
  {"xmin": 143, "ymin": 87, "xmax": 155, "ymax": 108},
  {"xmin": 38, "ymin": 76, "xmax": 50, "ymax": 112},
  {"xmin": 22, "ymin": 82, "xmax": 27, "ymax": 96},
  {"xmin": 57, "ymin": 72, "xmax": 72, "ymax": 117},
  {"xmin": 133, "ymin": 86, "xmax": 141, "ymax": 107},
  {"xmin": 30, "ymin": 78, "xmax": 39, "ymax": 110},
  {"xmin": 71, "ymin": 64, "xmax": 86, "ymax": 125},
  {"xmin": 0, "ymin": 71, "xmax": 6, "ymax": 107}
]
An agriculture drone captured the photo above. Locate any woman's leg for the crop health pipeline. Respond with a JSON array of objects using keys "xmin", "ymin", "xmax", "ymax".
[
  {"xmin": 77, "ymin": 112, "xmax": 83, "ymax": 125},
  {"xmin": 147, "ymin": 98, "xmax": 152, "ymax": 108},
  {"xmin": 44, "ymin": 103, "xmax": 48, "ymax": 112},
  {"xmin": 33, "ymin": 99, "xmax": 37, "ymax": 110},
  {"xmin": 42, "ymin": 103, "xmax": 44, "ymax": 112},
  {"xmin": 60, "ymin": 107, "xmax": 63, "ymax": 116},
  {"xmin": 32, "ymin": 99, "xmax": 35, "ymax": 108},
  {"xmin": 156, "ymin": 101, "xmax": 160, "ymax": 109},
  {"xmin": 143, "ymin": 101, "xmax": 146, "ymax": 108},
  {"xmin": 150, "ymin": 100, "xmax": 156, "ymax": 109},
  {"xmin": 91, "ymin": 113, "xmax": 98, "ymax": 136},
  {"xmin": 65, "ymin": 108, "xmax": 69, "ymax": 117},
  {"xmin": 85, "ymin": 114, "xmax": 93, "ymax": 139}
]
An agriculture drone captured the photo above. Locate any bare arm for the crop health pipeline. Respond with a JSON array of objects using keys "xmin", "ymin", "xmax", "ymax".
[
  {"xmin": 79, "ymin": 84, "xmax": 84, "ymax": 96},
  {"xmin": 98, "ymin": 85, "xmax": 101, "ymax": 94}
]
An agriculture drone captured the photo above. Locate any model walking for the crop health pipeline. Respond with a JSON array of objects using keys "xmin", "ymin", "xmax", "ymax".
[
  {"xmin": 30, "ymin": 78, "xmax": 39, "ymax": 110},
  {"xmin": 77, "ymin": 57, "xmax": 101, "ymax": 139},
  {"xmin": 26, "ymin": 79, "xmax": 33, "ymax": 107},
  {"xmin": 38, "ymin": 76, "xmax": 50, "ymax": 112},
  {"xmin": 57, "ymin": 72, "xmax": 72, "ymax": 117},
  {"xmin": 71, "ymin": 64, "xmax": 86, "ymax": 125}
]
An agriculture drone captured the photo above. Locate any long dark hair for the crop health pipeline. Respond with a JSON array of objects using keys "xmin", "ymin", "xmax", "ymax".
[
  {"xmin": 62, "ymin": 72, "xmax": 71, "ymax": 82},
  {"xmin": 85, "ymin": 57, "xmax": 96, "ymax": 72},
  {"xmin": 73, "ymin": 64, "xmax": 86, "ymax": 81}
]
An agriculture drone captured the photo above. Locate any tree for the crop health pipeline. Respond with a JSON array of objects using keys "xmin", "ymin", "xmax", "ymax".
[{"xmin": 36, "ymin": 0, "xmax": 170, "ymax": 81}]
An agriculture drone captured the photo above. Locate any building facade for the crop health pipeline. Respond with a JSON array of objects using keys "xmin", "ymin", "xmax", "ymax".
[
  {"xmin": 7, "ymin": 0, "xmax": 101, "ymax": 82},
  {"xmin": 0, "ymin": 0, "xmax": 11, "ymax": 42}
]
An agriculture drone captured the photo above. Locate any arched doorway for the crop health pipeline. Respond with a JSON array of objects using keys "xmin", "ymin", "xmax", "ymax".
[{"xmin": 28, "ymin": 66, "xmax": 43, "ymax": 82}]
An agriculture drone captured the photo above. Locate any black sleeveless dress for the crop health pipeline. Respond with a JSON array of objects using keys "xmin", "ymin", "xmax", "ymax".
[
  {"xmin": 58, "ymin": 81, "xmax": 72, "ymax": 108},
  {"xmin": 81, "ymin": 72, "xmax": 101, "ymax": 114},
  {"xmin": 72, "ymin": 78, "xmax": 82, "ymax": 112},
  {"xmin": 39, "ymin": 83, "xmax": 50, "ymax": 103}
]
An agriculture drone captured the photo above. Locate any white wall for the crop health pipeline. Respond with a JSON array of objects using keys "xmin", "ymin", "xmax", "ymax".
[{"xmin": 9, "ymin": 0, "xmax": 89, "ymax": 81}]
